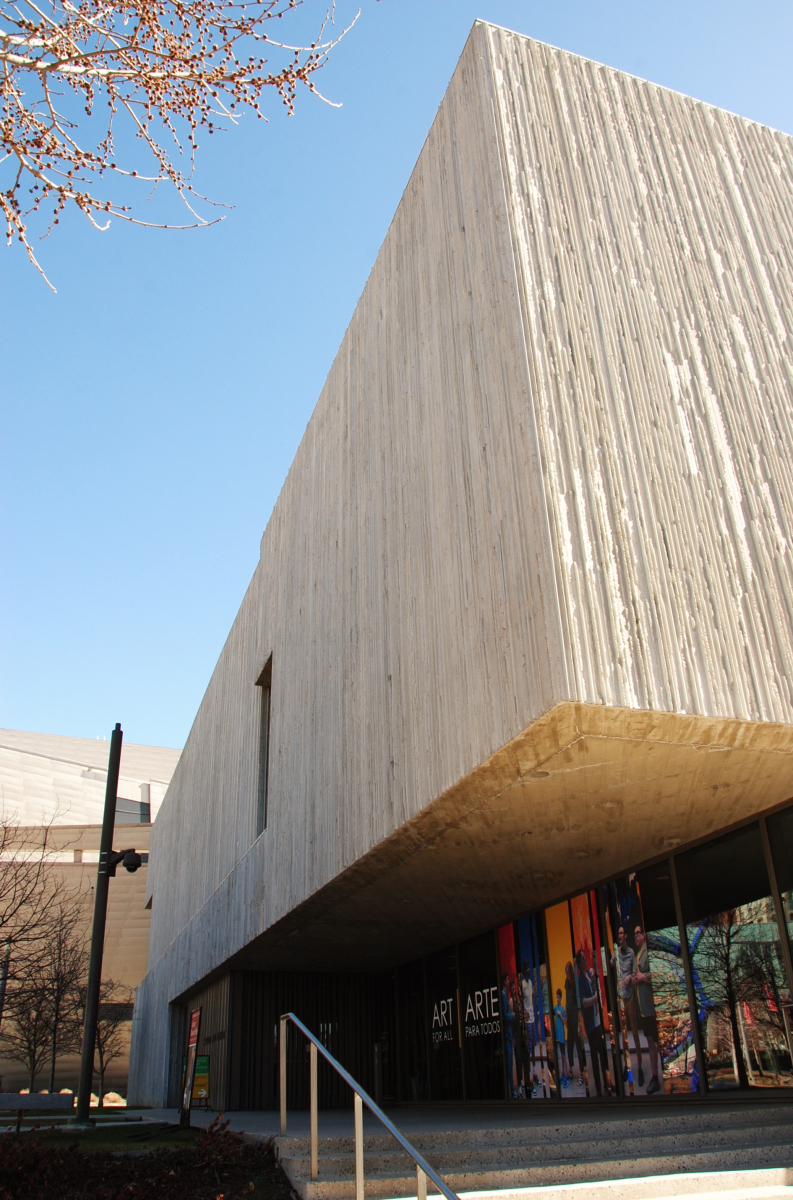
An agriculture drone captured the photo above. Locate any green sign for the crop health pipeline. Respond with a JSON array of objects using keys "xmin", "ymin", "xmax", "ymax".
[{"xmin": 181, "ymin": 1055, "xmax": 210, "ymax": 1100}]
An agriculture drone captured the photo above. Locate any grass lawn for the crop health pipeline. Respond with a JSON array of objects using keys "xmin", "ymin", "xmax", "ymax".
[
  {"xmin": 0, "ymin": 1115, "xmax": 296, "ymax": 1199},
  {"xmin": 19, "ymin": 1120, "xmax": 205, "ymax": 1153}
]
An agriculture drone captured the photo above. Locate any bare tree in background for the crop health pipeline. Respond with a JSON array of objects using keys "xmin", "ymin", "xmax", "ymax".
[
  {"xmin": 40, "ymin": 901, "xmax": 89, "ymax": 1092},
  {"xmin": 0, "ymin": 888, "xmax": 88, "ymax": 1091},
  {"xmin": 0, "ymin": 972, "xmax": 52, "ymax": 1090},
  {"xmin": 1, "ymin": 0, "xmax": 356, "ymax": 285},
  {"xmin": 95, "ymin": 981, "xmax": 133, "ymax": 1104},
  {"xmin": 0, "ymin": 815, "xmax": 88, "ymax": 1088},
  {"xmin": 0, "ymin": 818, "xmax": 61, "ymax": 957},
  {"xmin": 690, "ymin": 906, "xmax": 786, "ymax": 1089},
  {"xmin": 73, "ymin": 978, "xmax": 133, "ymax": 1104}
]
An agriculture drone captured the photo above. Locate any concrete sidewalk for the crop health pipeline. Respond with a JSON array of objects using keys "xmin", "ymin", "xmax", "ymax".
[{"xmin": 136, "ymin": 1097, "xmax": 792, "ymax": 1137}]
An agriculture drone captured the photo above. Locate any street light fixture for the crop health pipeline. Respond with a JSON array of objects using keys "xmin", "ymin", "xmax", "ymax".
[{"xmin": 72, "ymin": 724, "xmax": 142, "ymax": 1127}]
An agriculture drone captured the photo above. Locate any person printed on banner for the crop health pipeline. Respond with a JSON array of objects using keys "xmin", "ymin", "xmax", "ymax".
[
  {"xmin": 633, "ymin": 926, "xmax": 662, "ymax": 1094},
  {"xmin": 564, "ymin": 960, "xmax": 585, "ymax": 1088},
  {"xmin": 544, "ymin": 1008, "xmax": 556, "ymax": 1089},
  {"xmin": 576, "ymin": 949, "xmax": 610, "ymax": 1097},
  {"xmin": 553, "ymin": 989, "xmax": 569, "ymax": 1088},
  {"xmin": 514, "ymin": 976, "xmax": 529, "ymax": 1098},
  {"xmin": 612, "ymin": 926, "xmax": 645, "ymax": 1086},
  {"xmin": 521, "ymin": 961, "xmax": 539, "ymax": 1097},
  {"xmin": 511, "ymin": 975, "xmax": 526, "ymax": 1099},
  {"xmin": 501, "ymin": 973, "xmax": 518, "ymax": 1100}
]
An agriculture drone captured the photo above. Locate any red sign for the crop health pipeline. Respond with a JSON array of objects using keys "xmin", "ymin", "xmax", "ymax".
[
  {"xmin": 188, "ymin": 1009, "xmax": 201, "ymax": 1048},
  {"xmin": 181, "ymin": 1008, "xmax": 202, "ymax": 1122}
]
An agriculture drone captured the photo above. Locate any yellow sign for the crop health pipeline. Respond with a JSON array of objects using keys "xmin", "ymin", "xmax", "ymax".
[{"xmin": 182, "ymin": 1055, "xmax": 210, "ymax": 1100}]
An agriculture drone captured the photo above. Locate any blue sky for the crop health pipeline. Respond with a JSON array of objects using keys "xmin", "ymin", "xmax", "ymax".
[{"xmin": 3, "ymin": 0, "xmax": 793, "ymax": 750}]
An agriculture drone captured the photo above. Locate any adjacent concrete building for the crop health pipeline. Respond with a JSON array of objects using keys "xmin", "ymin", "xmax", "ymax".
[
  {"xmin": 0, "ymin": 730, "xmax": 180, "ymax": 1095},
  {"xmin": 130, "ymin": 23, "xmax": 793, "ymax": 1111}
]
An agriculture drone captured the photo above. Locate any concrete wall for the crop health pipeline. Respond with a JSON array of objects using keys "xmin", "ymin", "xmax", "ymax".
[
  {"xmin": 130, "ymin": 23, "xmax": 793, "ymax": 1105},
  {"xmin": 133, "ymin": 22, "xmax": 561, "ymax": 1107},
  {"xmin": 489, "ymin": 28, "xmax": 793, "ymax": 721}
]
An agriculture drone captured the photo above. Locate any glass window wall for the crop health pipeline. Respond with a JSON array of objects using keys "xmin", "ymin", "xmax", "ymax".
[
  {"xmin": 607, "ymin": 874, "xmax": 665, "ymax": 1096},
  {"xmin": 393, "ymin": 802, "xmax": 793, "ymax": 1104},
  {"xmin": 767, "ymin": 805, "xmax": 793, "ymax": 1063},
  {"xmin": 634, "ymin": 862, "xmax": 700, "ymax": 1093},
  {"xmin": 676, "ymin": 824, "xmax": 793, "ymax": 1090}
]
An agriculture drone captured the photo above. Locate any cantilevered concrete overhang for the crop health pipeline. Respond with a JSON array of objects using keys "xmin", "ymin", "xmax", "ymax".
[{"xmin": 225, "ymin": 702, "xmax": 793, "ymax": 972}]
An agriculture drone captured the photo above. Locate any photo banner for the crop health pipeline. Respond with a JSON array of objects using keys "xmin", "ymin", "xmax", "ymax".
[{"xmin": 181, "ymin": 1008, "xmax": 201, "ymax": 1117}]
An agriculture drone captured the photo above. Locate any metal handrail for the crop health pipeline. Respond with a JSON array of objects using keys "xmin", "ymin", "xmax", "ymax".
[{"xmin": 279, "ymin": 1012, "xmax": 459, "ymax": 1200}]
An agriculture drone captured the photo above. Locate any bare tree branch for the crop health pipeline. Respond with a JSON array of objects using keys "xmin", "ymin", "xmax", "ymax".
[
  {"xmin": 0, "ymin": 816, "xmax": 65, "ymax": 953},
  {"xmin": 1, "ymin": 0, "xmax": 357, "ymax": 286}
]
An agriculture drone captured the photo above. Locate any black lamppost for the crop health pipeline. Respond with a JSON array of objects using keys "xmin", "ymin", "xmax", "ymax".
[{"xmin": 73, "ymin": 724, "xmax": 142, "ymax": 1127}]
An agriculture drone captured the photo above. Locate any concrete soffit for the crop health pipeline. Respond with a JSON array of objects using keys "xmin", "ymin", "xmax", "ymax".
[{"xmin": 206, "ymin": 701, "xmax": 793, "ymax": 979}]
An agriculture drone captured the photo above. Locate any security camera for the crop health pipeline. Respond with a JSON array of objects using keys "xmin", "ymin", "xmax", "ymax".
[{"xmin": 108, "ymin": 848, "xmax": 142, "ymax": 876}]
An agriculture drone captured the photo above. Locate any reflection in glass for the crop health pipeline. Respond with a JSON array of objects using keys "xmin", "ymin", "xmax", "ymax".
[
  {"xmin": 767, "ymin": 804, "xmax": 793, "ymax": 1053},
  {"xmin": 687, "ymin": 900, "xmax": 792, "ymax": 1088},
  {"xmin": 635, "ymin": 863, "xmax": 700, "ymax": 1093},
  {"xmin": 609, "ymin": 877, "xmax": 663, "ymax": 1096},
  {"xmin": 677, "ymin": 824, "xmax": 793, "ymax": 1090}
]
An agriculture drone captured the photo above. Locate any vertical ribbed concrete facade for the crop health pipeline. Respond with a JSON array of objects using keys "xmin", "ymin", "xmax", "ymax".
[
  {"xmin": 492, "ymin": 30, "xmax": 793, "ymax": 721},
  {"xmin": 129, "ymin": 24, "xmax": 793, "ymax": 1105}
]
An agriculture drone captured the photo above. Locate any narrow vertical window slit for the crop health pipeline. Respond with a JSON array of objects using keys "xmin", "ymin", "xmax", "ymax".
[{"xmin": 256, "ymin": 656, "xmax": 272, "ymax": 837}]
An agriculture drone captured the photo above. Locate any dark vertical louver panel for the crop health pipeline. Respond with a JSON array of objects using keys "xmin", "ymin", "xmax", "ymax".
[
  {"xmin": 235, "ymin": 970, "xmax": 397, "ymax": 1110},
  {"xmin": 394, "ymin": 960, "xmax": 428, "ymax": 1102},
  {"xmin": 167, "ymin": 1003, "xmax": 188, "ymax": 1107},
  {"xmin": 228, "ymin": 972, "xmax": 245, "ymax": 1110}
]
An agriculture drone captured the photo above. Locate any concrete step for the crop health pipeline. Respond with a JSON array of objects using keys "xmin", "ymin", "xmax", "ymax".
[
  {"xmin": 434, "ymin": 1167, "xmax": 793, "ymax": 1200},
  {"xmin": 276, "ymin": 1106, "xmax": 793, "ymax": 1158},
  {"xmin": 270, "ymin": 1106, "xmax": 793, "ymax": 1200},
  {"xmin": 280, "ymin": 1127, "xmax": 793, "ymax": 1179},
  {"xmin": 285, "ymin": 1146, "xmax": 793, "ymax": 1200}
]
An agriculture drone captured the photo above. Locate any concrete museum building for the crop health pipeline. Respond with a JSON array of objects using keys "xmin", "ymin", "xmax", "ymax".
[{"xmin": 130, "ymin": 23, "xmax": 793, "ymax": 1111}]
